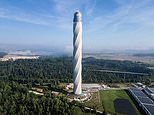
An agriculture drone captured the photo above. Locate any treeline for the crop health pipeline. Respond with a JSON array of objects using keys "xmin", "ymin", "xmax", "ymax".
[
  {"xmin": 0, "ymin": 56, "xmax": 153, "ymax": 83},
  {"xmin": 83, "ymin": 57, "xmax": 153, "ymax": 83},
  {"xmin": 0, "ymin": 57, "xmax": 72, "ymax": 82},
  {"xmin": 83, "ymin": 57, "xmax": 150, "ymax": 73},
  {"xmin": 0, "ymin": 81, "xmax": 79, "ymax": 115}
]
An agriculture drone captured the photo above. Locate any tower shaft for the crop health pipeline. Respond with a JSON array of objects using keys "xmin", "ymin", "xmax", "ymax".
[{"xmin": 73, "ymin": 11, "xmax": 82, "ymax": 95}]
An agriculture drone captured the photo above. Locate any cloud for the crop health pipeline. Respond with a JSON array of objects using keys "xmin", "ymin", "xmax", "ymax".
[
  {"xmin": 0, "ymin": 5, "xmax": 71, "ymax": 30},
  {"xmin": 0, "ymin": 6, "xmax": 52, "ymax": 25},
  {"xmin": 87, "ymin": 0, "xmax": 154, "ymax": 33},
  {"xmin": 85, "ymin": 0, "xmax": 96, "ymax": 16},
  {"xmin": 0, "ymin": 0, "xmax": 154, "ymax": 33},
  {"xmin": 53, "ymin": 0, "xmax": 85, "ymax": 14},
  {"xmin": 0, "ymin": 0, "xmax": 80, "ymax": 30}
]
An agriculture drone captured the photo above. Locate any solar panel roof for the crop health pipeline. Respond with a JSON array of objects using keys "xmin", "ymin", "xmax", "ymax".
[
  {"xmin": 133, "ymin": 91, "xmax": 147, "ymax": 98},
  {"xmin": 143, "ymin": 104, "xmax": 154, "ymax": 115},
  {"xmin": 129, "ymin": 88, "xmax": 154, "ymax": 115},
  {"xmin": 137, "ymin": 97, "xmax": 154, "ymax": 104},
  {"xmin": 129, "ymin": 88, "xmax": 141, "ymax": 92},
  {"xmin": 149, "ymin": 88, "xmax": 154, "ymax": 93}
]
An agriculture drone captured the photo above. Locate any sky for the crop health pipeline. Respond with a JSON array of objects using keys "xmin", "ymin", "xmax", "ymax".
[{"xmin": 0, "ymin": 0, "xmax": 154, "ymax": 52}]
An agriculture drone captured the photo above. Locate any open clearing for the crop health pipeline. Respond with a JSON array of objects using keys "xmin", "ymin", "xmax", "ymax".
[{"xmin": 100, "ymin": 90, "xmax": 140, "ymax": 115}]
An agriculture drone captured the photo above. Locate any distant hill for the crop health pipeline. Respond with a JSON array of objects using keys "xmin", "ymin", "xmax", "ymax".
[
  {"xmin": 134, "ymin": 53, "xmax": 154, "ymax": 57},
  {"xmin": 0, "ymin": 52, "xmax": 7, "ymax": 58}
]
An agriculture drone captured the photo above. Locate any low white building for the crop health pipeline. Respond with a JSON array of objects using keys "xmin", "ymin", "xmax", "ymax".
[
  {"xmin": 133, "ymin": 82, "xmax": 146, "ymax": 89},
  {"xmin": 82, "ymin": 83, "xmax": 102, "ymax": 92},
  {"xmin": 66, "ymin": 83, "xmax": 103, "ymax": 92}
]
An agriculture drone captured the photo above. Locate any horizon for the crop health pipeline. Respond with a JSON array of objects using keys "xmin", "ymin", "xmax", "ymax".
[
  {"xmin": 0, "ymin": 0, "xmax": 154, "ymax": 52},
  {"xmin": 1, "ymin": 43, "xmax": 154, "ymax": 55}
]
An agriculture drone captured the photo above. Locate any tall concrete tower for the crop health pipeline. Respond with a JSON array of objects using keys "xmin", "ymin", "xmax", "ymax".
[{"xmin": 73, "ymin": 10, "xmax": 82, "ymax": 95}]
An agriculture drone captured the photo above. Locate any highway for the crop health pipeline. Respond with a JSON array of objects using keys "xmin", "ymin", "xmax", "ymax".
[{"xmin": 92, "ymin": 70, "xmax": 149, "ymax": 75}]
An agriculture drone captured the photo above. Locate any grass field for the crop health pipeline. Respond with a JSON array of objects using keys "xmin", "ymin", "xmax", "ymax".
[
  {"xmin": 85, "ymin": 92, "xmax": 103, "ymax": 111},
  {"xmin": 100, "ymin": 90, "xmax": 140, "ymax": 114}
]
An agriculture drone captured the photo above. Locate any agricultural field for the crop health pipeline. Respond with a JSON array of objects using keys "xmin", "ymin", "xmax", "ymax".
[{"xmin": 100, "ymin": 90, "xmax": 140, "ymax": 115}]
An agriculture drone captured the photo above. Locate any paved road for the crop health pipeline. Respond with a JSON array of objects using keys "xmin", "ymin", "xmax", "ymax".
[{"xmin": 92, "ymin": 69, "xmax": 148, "ymax": 75}]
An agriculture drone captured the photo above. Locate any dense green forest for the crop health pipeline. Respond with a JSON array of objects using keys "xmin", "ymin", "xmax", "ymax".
[
  {"xmin": 0, "ymin": 81, "xmax": 81, "ymax": 115},
  {"xmin": 83, "ymin": 57, "xmax": 153, "ymax": 83},
  {"xmin": 0, "ymin": 56, "xmax": 153, "ymax": 83},
  {"xmin": 0, "ymin": 56, "xmax": 153, "ymax": 114}
]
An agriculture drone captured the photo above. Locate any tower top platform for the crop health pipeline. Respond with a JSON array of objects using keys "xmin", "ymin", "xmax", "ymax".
[{"xmin": 73, "ymin": 10, "xmax": 82, "ymax": 22}]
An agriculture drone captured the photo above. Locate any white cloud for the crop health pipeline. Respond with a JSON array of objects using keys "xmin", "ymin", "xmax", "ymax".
[
  {"xmin": 0, "ymin": 6, "xmax": 52, "ymax": 25},
  {"xmin": 85, "ymin": 0, "xmax": 96, "ymax": 16},
  {"xmin": 87, "ymin": 0, "xmax": 154, "ymax": 33},
  {"xmin": 0, "ymin": 0, "xmax": 154, "ymax": 33}
]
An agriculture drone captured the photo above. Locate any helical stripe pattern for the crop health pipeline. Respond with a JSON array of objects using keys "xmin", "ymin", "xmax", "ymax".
[{"xmin": 73, "ymin": 20, "xmax": 82, "ymax": 95}]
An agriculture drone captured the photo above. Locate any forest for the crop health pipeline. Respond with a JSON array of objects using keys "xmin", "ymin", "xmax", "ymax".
[
  {"xmin": 0, "ymin": 56, "xmax": 154, "ymax": 114},
  {"xmin": 0, "ymin": 56, "xmax": 153, "ymax": 83},
  {"xmin": 0, "ymin": 81, "xmax": 82, "ymax": 115}
]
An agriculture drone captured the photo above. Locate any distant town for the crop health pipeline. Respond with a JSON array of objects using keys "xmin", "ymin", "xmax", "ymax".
[{"xmin": 0, "ymin": 54, "xmax": 39, "ymax": 61}]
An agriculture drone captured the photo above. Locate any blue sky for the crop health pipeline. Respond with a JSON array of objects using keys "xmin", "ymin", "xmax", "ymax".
[{"xmin": 0, "ymin": 0, "xmax": 154, "ymax": 52}]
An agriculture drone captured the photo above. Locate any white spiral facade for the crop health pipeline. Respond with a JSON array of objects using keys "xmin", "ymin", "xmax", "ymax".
[{"xmin": 73, "ymin": 11, "xmax": 82, "ymax": 95}]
